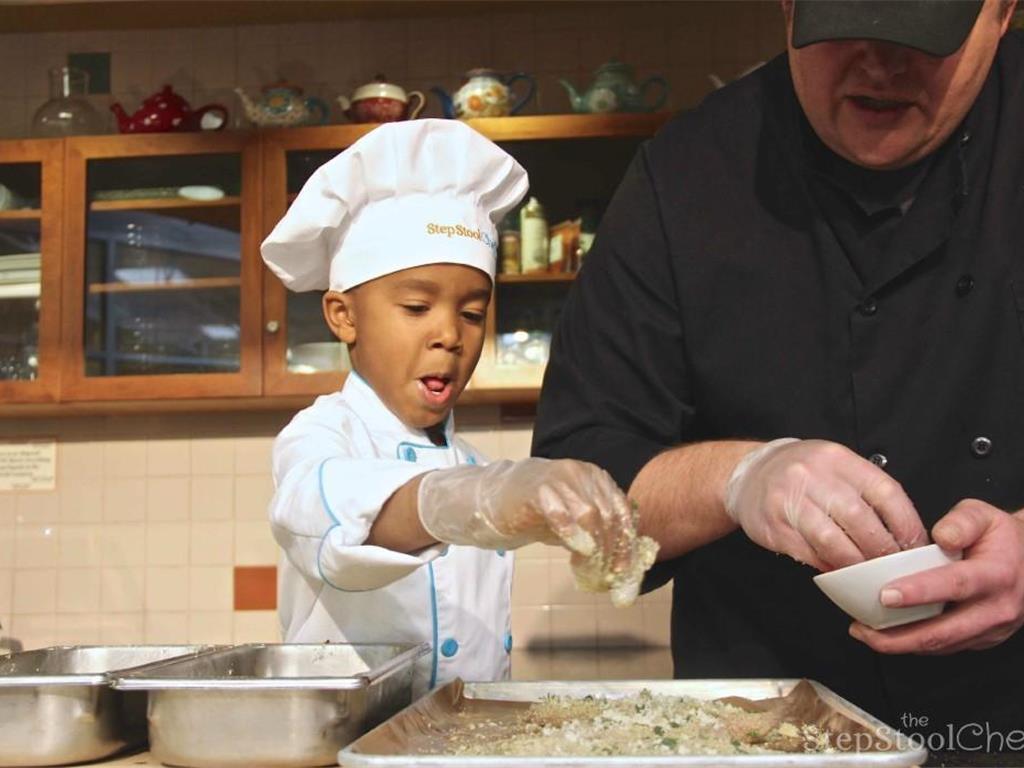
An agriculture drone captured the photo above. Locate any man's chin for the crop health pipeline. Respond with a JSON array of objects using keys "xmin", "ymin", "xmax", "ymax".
[{"xmin": 837, "ymin": 138, "xmax": 930, "ymax": 171}]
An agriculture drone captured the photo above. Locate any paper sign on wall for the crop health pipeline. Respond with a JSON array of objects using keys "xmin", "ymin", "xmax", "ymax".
[{"xmin": 0, "ymin": 440, "xmax": 56, "ymax": 492}]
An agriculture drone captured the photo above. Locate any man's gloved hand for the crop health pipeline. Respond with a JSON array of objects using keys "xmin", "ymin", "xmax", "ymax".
[
  {"xmin": 418, "ymin": 457, "xmax": 658, "ymax": 606},
  {"xmin": 724, "ymin": 438, "xmax": 928, "ymax": 571}
]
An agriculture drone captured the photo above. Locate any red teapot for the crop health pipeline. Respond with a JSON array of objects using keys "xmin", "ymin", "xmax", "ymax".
[{"xmin": 110, "ymin": 85, "xmax": 228, "ymax": 133}]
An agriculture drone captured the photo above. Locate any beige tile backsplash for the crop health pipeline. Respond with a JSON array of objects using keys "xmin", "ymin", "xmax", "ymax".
[{"xmin": 0, "ymin": 406, "xmax": 673, "ymax": 652}]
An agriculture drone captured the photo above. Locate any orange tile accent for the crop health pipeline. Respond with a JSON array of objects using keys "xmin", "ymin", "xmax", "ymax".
[{"xmin": 233, "ymin": 566, "xmax": 277, "ymax": 611}]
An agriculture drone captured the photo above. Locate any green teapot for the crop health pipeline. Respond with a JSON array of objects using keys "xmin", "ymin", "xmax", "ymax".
[{"xmin": 560, "ymin": 60, "xmax": 668, "ymax": 114}]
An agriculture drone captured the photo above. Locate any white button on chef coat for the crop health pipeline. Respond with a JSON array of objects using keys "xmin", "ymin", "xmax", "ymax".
[{"xmin": 270, "ymin": 372, "xmax": 513, "ymax": 697}]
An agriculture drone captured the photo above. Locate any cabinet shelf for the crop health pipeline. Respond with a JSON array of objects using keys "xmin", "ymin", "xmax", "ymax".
[
  {"xmin": 467, "ymin": 112, "xmax": 672, "ymax": 141},
  {"xmin": 89, "ymin": 196, "xmax": 241, "ymax": 229},
  {"xmin": 496, "ymin": 272, "xmax": 576, "ymax": 284},
  {"xmin": 87, "ymin": 276, "xmax": 241, "ymax": 294},
  {"xmin": 90, "ymin": 196, "xmax": 240, "ymax": 212},
  {"xmin": 85, "ymin": 350, "xmax": 237, "ymax": 370},
  {"xmin": 0, "ymin": 208, "xmax": 41, "ymax": 220},
  {"xmin": 268, "ymin": 112, "xmax": 673, "ymax": 147}
]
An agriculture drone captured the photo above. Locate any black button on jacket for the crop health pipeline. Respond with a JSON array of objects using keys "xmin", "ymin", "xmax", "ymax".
[{"xmin": 533, "ymin": 33, "xmax": 1024, "ymax": 737}]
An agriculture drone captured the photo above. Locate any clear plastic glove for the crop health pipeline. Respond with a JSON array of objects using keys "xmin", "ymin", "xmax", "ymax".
[
  {"xmin": 418, "ymin": 458, "xmax": 658, "ymax": 605},
  {"xmin": 724, "ymin": 438, "xmax": 928, "ymax": 571}
]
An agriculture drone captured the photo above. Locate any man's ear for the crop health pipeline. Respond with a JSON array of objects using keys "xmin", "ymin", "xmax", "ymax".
[{"xmin": 323, "ymin": 290, "xmax": 357, "ymax": 344}]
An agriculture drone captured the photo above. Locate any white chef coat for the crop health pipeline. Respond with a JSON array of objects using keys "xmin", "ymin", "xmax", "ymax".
[{"xmin": 269, "ymin": 372, "xmax": 513, "ymax": 696}]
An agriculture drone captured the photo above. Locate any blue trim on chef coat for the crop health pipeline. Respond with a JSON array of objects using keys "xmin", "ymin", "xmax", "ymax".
[
  {"xmin": 314, "ymin": 457, "xmax": 374, "ymax": 592},
  {"xmin": 395, "ymin": 440, "xmax": 451, "ymax": 461},
  {"xmin": 504, "ymin": 632, "xmax": 513, "ymax": 653},
  {"xmin": 404, "ymin": 443, "xmax": 443, "ymax": 688},
  {"xmin": 427, "ymin": 562, "xmax": 440, "ymax": 689},
  {"xmin": 315, "ymin": 528, "xmax": 351, "ymax": 592},
  {"xmin": 317, "ymin": 458, "xmax": 341, "ymax": 525}
]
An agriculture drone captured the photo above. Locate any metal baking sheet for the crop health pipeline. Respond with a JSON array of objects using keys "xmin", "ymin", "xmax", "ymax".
[
  {"xmin": 338, "ymin": 678, "xmax": 928, "ymax": 767},
  {"xmin": 0, "ymin": 644, "xmax": 213, "ymax": 767},
  {"xmin": 112, "ymin": 642, "xmax": 431, "ymax": 768}
]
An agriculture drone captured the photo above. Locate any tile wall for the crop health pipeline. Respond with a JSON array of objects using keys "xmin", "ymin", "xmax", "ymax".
[
  {"xmin": 0, "ymin": 406, "xmax": 672, "ymax": 651},
  {"xmin": 0, "ymin": 2, "xmax": 785, "ymax": 139}
]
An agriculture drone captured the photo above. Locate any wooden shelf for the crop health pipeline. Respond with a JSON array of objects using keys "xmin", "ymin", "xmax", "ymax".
[
  {"xmin": 90, "ymin": 196, "xmax": 241, "ymax": 229},
  {"xmin": 87, "ymin": 276, "xmax": 241, "ymax": 295},
  {"xmin": 90, "ymin": 196, "xmax": 240, "ymax": 212},
  {"xmin": 467, "ymin": 112, "xmax": 673, "ymax": 142},
  {"xmin": 0, "ymin": 384, "xmax": 539, "ymax": 418},
  {"xmin": 266, "ymin": 112, "xmax": 673, "ymax": 149},
  {"xmin": 497, "ymin": 272, "xmax": 576, "ymax": 284},
  {"xmin": 0, "ymin": 208, "xmax": 41, "ymax": 220}
]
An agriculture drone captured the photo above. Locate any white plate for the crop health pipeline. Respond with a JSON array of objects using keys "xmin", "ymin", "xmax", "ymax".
[{"xmin": 178, "ymin": 185, "xmax": 225, "ymax": 201}]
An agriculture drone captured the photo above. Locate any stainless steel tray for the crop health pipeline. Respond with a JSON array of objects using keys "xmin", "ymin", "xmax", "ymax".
[
  {"xmin": 0, "ymin": 644, "xmax": 213, "ymax": 767},
  {"xmin": 338, "ymin": 679, "xmax": 928, "ymax": 768},
  {"xmin": 113, "ymin": 642, "xmax": 431, "ymax": 768}
]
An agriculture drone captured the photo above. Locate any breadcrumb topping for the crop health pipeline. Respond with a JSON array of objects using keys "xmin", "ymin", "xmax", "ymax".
[{"xmin": 445, "ymin": 689, "xmax": 836, "ymax": 757}]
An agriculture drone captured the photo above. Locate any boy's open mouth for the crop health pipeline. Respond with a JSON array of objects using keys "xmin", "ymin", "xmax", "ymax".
[{"xmin": 418, "ymin": 374, "xmax": 454, "ymax": 406}]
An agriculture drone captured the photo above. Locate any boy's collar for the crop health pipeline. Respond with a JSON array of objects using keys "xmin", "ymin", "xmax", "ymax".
[{"xmin": 342, "ymin": 370, "xmax": 454, "ymax": 445}]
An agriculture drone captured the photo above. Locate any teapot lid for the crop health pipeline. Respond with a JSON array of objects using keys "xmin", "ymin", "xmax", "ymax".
[
  {"xmin": 352, "ymin": 74, "xmax": 408, "ymax": 102},
  {"xmin": 596, "ymin": 59, "xmax": 632, "ymax": 74},
  {"xmin": 465, "ymin": 67, "xmax": 500, "ymax": 79},
  {"xmin": 261, "ymin": 79, "xmax": 303, "ymax": 95},
  {"xmin": 145, "ymin": 84, "xmax": 188, "ymax": 106}
]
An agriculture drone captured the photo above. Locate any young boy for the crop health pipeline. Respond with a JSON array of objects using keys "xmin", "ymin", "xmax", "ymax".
[{"xmin": 261, "ymin": 119, "xmax": 655, "ymax": 695}]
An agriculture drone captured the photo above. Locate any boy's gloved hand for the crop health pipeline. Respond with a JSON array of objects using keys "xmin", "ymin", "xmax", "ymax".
[{"xmin": 418, "ymin": 458, "xmax": 658, "ymax": 606}]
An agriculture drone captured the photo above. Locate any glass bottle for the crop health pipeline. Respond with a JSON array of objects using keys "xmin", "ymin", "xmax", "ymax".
[
  {"xmin": 32, "ymin": 67, "xmax": 105, "ymax": 137},
  {"xmin": 519, "ymin": 196, "xmax": 549, "ymax": 273},
  {"xmin": 499, "ymin": 211, "xmax": 521, "ymax": 274}
]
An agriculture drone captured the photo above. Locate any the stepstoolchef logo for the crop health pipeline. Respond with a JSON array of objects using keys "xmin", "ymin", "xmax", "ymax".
[{"xmin": 426, "ymin": 222, "xmax": 496, "ymax": 249}]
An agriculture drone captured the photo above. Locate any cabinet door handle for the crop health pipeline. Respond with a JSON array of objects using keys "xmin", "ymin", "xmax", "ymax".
[{"xmin": 265, "ymin": 320, "xmax": 280, "ymax": 334}]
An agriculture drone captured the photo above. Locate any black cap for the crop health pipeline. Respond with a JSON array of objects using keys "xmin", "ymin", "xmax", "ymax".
[{"xmin": 792, "ymin": 0, "xmax": 984, "ymax": 57}]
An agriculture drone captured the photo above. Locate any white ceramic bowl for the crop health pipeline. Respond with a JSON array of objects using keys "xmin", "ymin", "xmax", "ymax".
[{"xmin": 813, "ymin": 544, "xmax": 962, "ymax": 630}]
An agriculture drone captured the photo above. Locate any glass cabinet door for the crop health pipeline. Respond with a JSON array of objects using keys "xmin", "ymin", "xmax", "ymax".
[
  {"xmin": 281, "ymin": 149, "xmax": 351, "ymax": 376},
  {"xmin": 0, "ymin": 141, "xmax": 62, "ymax": 403},
  {"xmin": 63, "ymin": 135, "xmax": 261, "ymax": 400},
  {"xmin": 261, "ymin": 129, "xmax": 374, "ymax": 397}
]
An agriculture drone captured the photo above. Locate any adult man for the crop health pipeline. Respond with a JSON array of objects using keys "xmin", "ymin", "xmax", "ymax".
[{"xmin": 533, "ymin": 0, "xmax": 1024, "ymax": 744}]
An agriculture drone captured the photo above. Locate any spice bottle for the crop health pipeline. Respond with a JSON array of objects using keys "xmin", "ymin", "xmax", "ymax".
[
  {"xmin": 499, "ymin": 212, "xmax": 520, "ymax": 274},
  {"xmin": 519, "ymin": 196, "xmax": 549, "ymax": 273}
]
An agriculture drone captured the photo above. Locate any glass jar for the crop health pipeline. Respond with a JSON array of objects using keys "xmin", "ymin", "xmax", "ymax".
[
  {"xmin": 519, "ymin": 196, "xmax": 549, "ymax": 273},
  {"xmin": 31, "ymin": 67, "xmax": 105, "ymax": 137},
  {"xmin": 499, "ymin": 211, "xmax": 520, "ymax": 274}
]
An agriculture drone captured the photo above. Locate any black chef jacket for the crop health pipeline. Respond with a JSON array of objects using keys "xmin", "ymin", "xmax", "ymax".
[{"xmin": 533, "ymin": 31, "xmax": 1024, "ymax": 743}]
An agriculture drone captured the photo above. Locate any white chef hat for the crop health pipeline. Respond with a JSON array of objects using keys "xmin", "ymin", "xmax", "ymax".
[{"xmin": 260, "ymin": 119, "xmax": 529, "ymax": 292}]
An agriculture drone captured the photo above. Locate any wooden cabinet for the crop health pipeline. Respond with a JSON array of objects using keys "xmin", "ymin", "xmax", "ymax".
[
  {"xmin": 259, "ymin": 124, "xmax": 377, "ymax": 398},
  {"xmin": 0, "ymin": 139, "xmax": 63, "ymax": 404},
  {"xmin": 61, "ymin": 132, "xmax": 263, "ymax": 401},
  {"xmin": 0, "ymin": 113, "xmax": 669, "ymax": 413},
  {"xmin": 259, "ymin": 113, "xmax": 669, "ymax": 406}
]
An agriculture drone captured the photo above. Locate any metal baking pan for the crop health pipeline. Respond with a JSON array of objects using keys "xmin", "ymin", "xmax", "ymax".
[
  {"xmin": 0, "ymin": 644, "xmax": 214, "ymax": 767},
  {"xmin": 338, "ymin": 679, "xmax": 928, "ymax": 767},
  {"xmin": 113, "ymin": 642, "xmax": 431, "ymax": 768}
]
